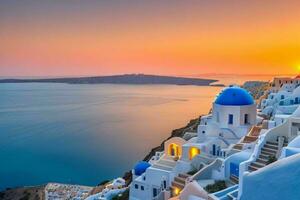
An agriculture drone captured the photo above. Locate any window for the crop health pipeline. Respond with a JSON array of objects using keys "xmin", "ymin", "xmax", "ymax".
[
  {"xmin": 228, "ymin": 114, "xmax": 233, "ymax": 125},
  {"xmin": 153, "ymin": 188, "xmax": 158, "ymax": 197},
  {"xmin": 141, "ymin": 186, "xmax": 144, "ymax": 191},
  {"xmin": 244, "ymin": 114, "xmax": 249, "ymax": 124},
  {"xmin": 135, "ymin": 184, "xmax": 138, "ymax": 189},
  {"xmin": 281, "ymin": 95, "xmax": 284, "ymax": 99},
  {"xmin": 202, "ymin": 131, "xmax": 205, "ymax": 134},
  {"xmin": 189, "ymin": 147, "xmax": 200, "ymax": 160},
  {"xmin": 212, "ymin": 144, "xmax": 216, "ymax": 156}
]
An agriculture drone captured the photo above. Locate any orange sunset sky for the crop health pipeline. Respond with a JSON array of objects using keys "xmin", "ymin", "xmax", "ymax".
[{"xmin": 1, "ymin": 0, "xmax": 300, "ymax": 77}]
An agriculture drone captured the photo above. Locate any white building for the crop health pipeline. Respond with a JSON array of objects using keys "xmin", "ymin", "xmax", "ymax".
[
  {"xmin": 146, "ymin": 76, "xmax": 300, "ymax": 200},
  {"xmin": 129, "ymin": 86, "xmax": 257, "ymax": 200}
]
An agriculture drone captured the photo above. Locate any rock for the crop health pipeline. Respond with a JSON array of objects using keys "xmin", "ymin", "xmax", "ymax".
[{"xmin": 183, "ymin": 132, "xmax": 198, "ymax": 140}]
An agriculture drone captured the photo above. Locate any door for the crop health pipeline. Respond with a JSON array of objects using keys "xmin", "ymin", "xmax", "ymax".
[{"xmin": 230, "ymin": 163, "xmax": 239, "ymax": 177}]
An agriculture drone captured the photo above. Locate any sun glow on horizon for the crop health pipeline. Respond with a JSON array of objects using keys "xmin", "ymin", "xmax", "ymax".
[{"xmin": 1, "ymin": 1, "xmax": 300, "ymax": 76}]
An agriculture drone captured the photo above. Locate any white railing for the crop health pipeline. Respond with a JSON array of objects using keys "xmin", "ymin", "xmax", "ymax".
[{"xmin": 149, "ymin": 151, "xmax": 164, "ymax": 164}]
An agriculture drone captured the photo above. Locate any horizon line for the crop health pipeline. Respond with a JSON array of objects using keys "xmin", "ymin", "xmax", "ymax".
[{"xmin": 0, "ymin": 73, "xmax": 296, "ymax": 79}]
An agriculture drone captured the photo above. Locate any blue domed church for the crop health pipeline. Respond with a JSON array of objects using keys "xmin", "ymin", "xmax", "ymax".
[
  {"xmin": 212, "ymin": 86, "xmax": 256, "ymax": 130},
  {"xmin": 181, "ymin": 86, "xmax": 256, "ymax": 163}
]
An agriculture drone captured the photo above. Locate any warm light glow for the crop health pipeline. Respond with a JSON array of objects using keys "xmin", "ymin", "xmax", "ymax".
[
  {"xmin": 297, "ymin": 65, "xmax": 300, "ymax": 73},
  {"xmin": 173, "ymin": 187, "xmax": 180, "ymax": 196},
  {"xmin": 168, "ymin": 143, "xmax": 181, "ymax": 158},
  {"xmin": 1, "ymin": 1, "xmax": 300, "ymax": 76},
  {"xmin": 189, "ymin": 147, "xmax": 200, "ymax": 160}
]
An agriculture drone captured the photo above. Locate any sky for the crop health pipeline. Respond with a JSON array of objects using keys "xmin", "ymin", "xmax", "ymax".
[{"xmin": 1, "ymin": 0, "xmax": 300, "ymax": 77}]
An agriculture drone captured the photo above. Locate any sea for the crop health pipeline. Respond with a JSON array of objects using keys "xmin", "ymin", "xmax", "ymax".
[
  {"xmin": 0, "ymin": 83, "xmax": 224, "ymax": 190},
  {"xmin": 0, "ymin": 74, "xmax": 276, "ymax": 190}
]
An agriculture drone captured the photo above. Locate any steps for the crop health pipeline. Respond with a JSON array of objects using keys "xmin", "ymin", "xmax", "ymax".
[
  {"xmin": 233, "ymin": 144, "xmax": 243, "ymax": 151},
  {"xmin": 229, "ymin": 174, "xmax": 239, "ymax": 184},
  {"xmin": 157, "ymin": 158, "xmax": 177, "ymax": 167},
  {"xmin": 243, "ymin": 136, "xmax": 258, "ymax": 143},
  {"xmin": 152, "ymin": 163, "xmax": 173, "ymax": 171},
  {"xmin": 233, "ymin": 126, "xmax": 262, "ymax": 151},
  {"xmin": 170, "ymin": 173, "xmax": 190, "ymax": 196},
  {"xmin": 152, "ymin": 157, "xmax": 177, "ymax": 171},
  {"xmin": 248, "ymin": 141, "xmax": 279, "ymax": 172}
]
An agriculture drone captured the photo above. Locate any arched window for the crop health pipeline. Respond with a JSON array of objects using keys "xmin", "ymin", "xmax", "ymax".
[{"xmin": 168, "ymin": 143, "xmax": 180, "ymax": 157}]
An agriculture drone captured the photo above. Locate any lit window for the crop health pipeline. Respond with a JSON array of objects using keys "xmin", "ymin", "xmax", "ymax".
[{"xmin": 189, "ymin": 147, "xmax": 200, "ymax": 160}]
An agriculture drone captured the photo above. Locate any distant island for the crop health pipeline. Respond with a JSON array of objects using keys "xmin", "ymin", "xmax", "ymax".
[{"xmin": 0, "ymin": 74, "xmax": 219, "ymax": 86}]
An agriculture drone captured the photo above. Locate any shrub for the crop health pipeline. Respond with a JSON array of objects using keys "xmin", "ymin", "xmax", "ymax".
[
  {"xmin": 187, "ymin": 169, "xmax": 198, "ymax": 175},
  {"xmin": 204, "ymin": 180, "xmax": 227, "ymax": 193},
  {"xmin": 267, "ymin": 156, "xmax": 277, "ymax": 164}
]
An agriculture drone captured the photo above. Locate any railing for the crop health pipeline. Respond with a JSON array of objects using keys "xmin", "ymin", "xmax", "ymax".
[
  {"xmin": 187, "ymin": 158, "xmax": 223, "ymax": 182},
  {"xmin": 149, "ymin": 151, "xmax": 164, "ymax": 164},
  {"xmin": 220, "ymin": 128, "xmax": 239, "ymax": 139}
]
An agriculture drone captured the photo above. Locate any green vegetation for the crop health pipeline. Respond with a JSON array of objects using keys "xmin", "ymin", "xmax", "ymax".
[
  {"xmin": 267, "ymin": 155, "xmax": 277, "ymax": 164},
  {"xmin": 187, "ymin": 168, "xmax": 198, "ymax": 175},
  {"xmin": 112, "ymin": 189, "xmax": 129, "ymax": 200},
  {"xmin": 204, "ymin": 180, "xmax": 227, "ymax": 193}
]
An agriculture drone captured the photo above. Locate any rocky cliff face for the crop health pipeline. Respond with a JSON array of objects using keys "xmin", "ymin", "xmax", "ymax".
[
  {"xmin": 242, "ymin": 81, "xmax": 269, "ymax": 100},
  {"xmin": 0, "ymin": 185, "xmax": 45, "ymax": 200}
]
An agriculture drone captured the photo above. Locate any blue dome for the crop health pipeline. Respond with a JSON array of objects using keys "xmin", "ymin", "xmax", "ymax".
[
  {"xmin": 134, "ymin": 161, "xmax": 150, "ymax": 176},
  {"xmin": 215, "ymin": 87, "xmax": 254, "ymax": 106}
]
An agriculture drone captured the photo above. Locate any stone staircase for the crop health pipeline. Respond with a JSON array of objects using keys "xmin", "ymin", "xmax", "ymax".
[
  {"xmin": 152, "ymin": 157, "xmax": 177, "ymax": 172},
  {"xmin": 170, "ymin": 173, "xmax": 190, "ymax": 196},
  {"xmin": 229, "ymin": 174, "xmax": 239, "ymax": 184},
  {"xmin": 248, "ymin": 141, "xmax": 287, "ymax": 172},
  {"xmin": 233, "ymin": 126, "xmax": 262, "ymax": 151}
]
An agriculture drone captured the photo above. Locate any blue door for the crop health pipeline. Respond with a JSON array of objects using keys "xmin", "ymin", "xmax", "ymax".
[{"xmin": 230, "ymin": 163, "xmax": 239, "ymax": 177}]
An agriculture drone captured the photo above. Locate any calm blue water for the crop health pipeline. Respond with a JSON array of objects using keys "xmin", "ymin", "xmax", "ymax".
[{"xmin": 0, "ymin": 83, "xmax": 221, "ymax": 190}]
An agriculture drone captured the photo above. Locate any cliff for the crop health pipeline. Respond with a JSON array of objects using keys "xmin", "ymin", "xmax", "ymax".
[{"xmin": 0, "ymin": 74, "xmax": 217, "ymax": 86}]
